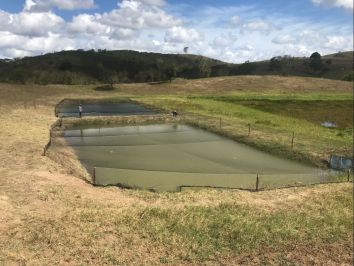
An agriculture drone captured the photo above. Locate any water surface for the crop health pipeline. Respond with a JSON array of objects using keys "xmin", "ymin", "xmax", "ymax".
[
  {"xmin": 64, "ymin": 124, "xmax": 336, "ymax": 191},
  {"xmin": 57, "ymin": 101, "xmax": 157, "ymax": 117}
]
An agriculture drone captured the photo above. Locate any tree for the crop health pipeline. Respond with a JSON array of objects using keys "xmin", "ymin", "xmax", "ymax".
[
  {"xmin": 233, "ymin": 62, "xmax": 256, "ymax": 75},
  {"xmin": 58, "ymin": 61, "xmax": 72, "ymax": 71},
  {"xmin": 269, "ymin": 57, "xmax": 282, "ymax": 71},
  {"xmin": 9, "ymin": 68, "xmax": 27, "ymax": 84},
  {"xmin": 198, "ymin": 59, "xmax": 211, "ymax": 78},
  {"xmin": 211, "ymin": 65, "xmax": 230, "ymax": 76},
  {"xmin": 310, "ymin": 52, "xmax": 321, "ymax": 60},
  {"xmin": 309, "ymin": 52, "xmax": 323, "ymax": 71},
  {"xmin": 165, "ymin": 65, "xmax": 176, "ymax": 82}
]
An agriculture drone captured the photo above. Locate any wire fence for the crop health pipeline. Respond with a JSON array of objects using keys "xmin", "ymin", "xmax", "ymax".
[
  {"xmin": 54, "ymin": 98, "xmax": 162, "ymax": 118},
  {"xmin": 44, "ymin": 102, "xmax": 353, "ymax": 192},
  {"xmin": 91, "ymin": 166, "xmax": 352, "ymax": 192}
]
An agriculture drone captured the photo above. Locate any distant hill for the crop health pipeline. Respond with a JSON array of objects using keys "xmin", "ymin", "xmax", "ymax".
[
  {"xmin": 0, "ymin": 50, "xmax": 352, "ymax": 84},
  {"xmin": 240, "ymin": 51, "xmax": 353, "ymax": 81}
]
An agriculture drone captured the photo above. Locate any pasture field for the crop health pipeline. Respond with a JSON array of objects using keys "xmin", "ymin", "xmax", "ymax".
[{"xmin": 0, "ymin": 76, "xmax": 352, "ymax": 265}]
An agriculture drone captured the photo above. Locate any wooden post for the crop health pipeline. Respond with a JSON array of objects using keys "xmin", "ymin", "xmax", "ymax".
[
  {"xmin": 256, "ymin": 174, "xmax": 259, "ymax": 192},
  {"xmin": 291, "ymin": 132, "xmax": 295, "ymax": 149},
  {"xmin": 219, "ymin": 117, "xmax": 222, "ymax": 129},
  {"xmin": 248, "ymin": 123, "xmax": 251, "ymax": 136},
  {"xmin": 93, "ymin": 167, "xmax": 96, "ymax": 185},
  {"xmin": 348, "ymin": 169, "xmax": 351, "ymax": 182}
]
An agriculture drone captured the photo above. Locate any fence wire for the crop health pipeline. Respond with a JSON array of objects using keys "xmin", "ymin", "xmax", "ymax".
[{"xmin": 45, "ymin": 104, "xmax": 353, "ymax": 192}]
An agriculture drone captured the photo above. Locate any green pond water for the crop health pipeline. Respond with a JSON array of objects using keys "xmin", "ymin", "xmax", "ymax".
[
  {"xmin": 57, "ymin": 101, "xmax": 157, "ymax": 117},
  {"xmin": 64, "ymin": 124, "xmax": 338, "ymax": 192}
]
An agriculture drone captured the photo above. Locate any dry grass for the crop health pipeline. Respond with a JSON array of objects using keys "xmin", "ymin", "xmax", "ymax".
[
  {"xmin": 117, "ymin": 75, "xmax": 353, "ymax": 95},
  {"xmin": 0, "ymin": 77, "xmax": 353, "ymax": 265}
]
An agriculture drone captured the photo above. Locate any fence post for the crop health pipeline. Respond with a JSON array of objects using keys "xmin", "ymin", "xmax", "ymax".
[
  {"xmin": 291, "ymin": 132, "xmax": 295, "ymax": 149},
  {"xmin": 93, "ymin": 167, "xmax": 96, "ymax": 185},
  {"xmin": 348, "ymin": 169, "xmax": 351, "ymax": 182},
  {"xmin": 219, "ymin": 117, "xmax": 222, "ymax": 129},
  {"xmin": 248, "ymin": 123, "xmax": 251, "ymax": 136},
  {"xmin": 256, "ymin": 174, "xmax": 259, "ymax": 192}
]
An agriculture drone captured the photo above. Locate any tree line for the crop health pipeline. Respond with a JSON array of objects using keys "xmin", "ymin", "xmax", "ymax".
[{"xmin": 0, "ymin": 50, "xmax": 351, "ymax": 84}]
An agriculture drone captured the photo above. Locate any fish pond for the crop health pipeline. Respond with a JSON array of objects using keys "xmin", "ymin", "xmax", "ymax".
[
  {"xmin": 56, "ymin": 100, "xmax": 157, "ymax": 118},
  {"xmin": 62, "ymin": 123, "xmax": 339, "ymax": 192}
]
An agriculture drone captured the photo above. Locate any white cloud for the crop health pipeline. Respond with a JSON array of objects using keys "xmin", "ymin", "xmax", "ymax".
[
  {"xmin": 323, "ymin": 35, "xmax": 352, "ymax": 50},
  {"xmin": 67, "ymin": 14, "xmax": 108, "ymax": 35},
  {"xmin": 271, "ymin": 29, "xmax": 353, "ymax": 54},
  {"xmin": 110, "ymin": 28, "xmax": 139, "ymax": 40},
  {"xmin": 312, "ymin": 0, "xmax": 353, "ymax": 10},
  {"xmin": 0, "ymin": 10, "xmax": 64, "ymax": 37},
  {"xmin": 213, "ymin": 33, "xmax": 237, "ymax": 47},
  {"xmin": 272, "ymin": 35, "xmax": 296, "ymax": 44},
  {"xmin": 0, "ymin": 31, "xmax": 76, "ymax": 57},
  {"xmin": 230, "ymin": 16, "xmax": 241, "ymax": 26},
  {"xmin": 297, "ymin": 30, "xmax": 328, "ymax": 46},
  {"xmin": 0, "ymin": 10, "xmax": 10, "ymax": 26},
  {"xmin": 0, "ymin": 31, "xmax": 27, "ymax": 49},
  {"xmin": 1, "ymin": 48, "xmax": 33, "ymax": 58},
  {"xmin": 24, "ymin": 0, "xmax": 95, "ymax": 12},
  {"xmin": 100, "ymin": 0, "xmax": 182, "ymax": 29},
  {"xmin": 242, "ymin": 20, "xmax": 274, "ymax": 32},
  {"xmin": 25, "ymin": 33, "xmax": 76, "ymax": 53},
  {"xmin": 136, "ymin": 0, "xmax": 166, "ymax": 6},
  {"xmin": 274, "ymin": 44, "xmax": 314, "ymax": 57},
  {"xmin": 164, "ymin": 26, "xmax": 203, "ymax": 43}
]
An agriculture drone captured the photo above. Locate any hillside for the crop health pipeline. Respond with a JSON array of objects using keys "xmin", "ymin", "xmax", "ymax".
[
  {"xmin": 244, "ymin": 51, "xmax": 353, "ymax": 81},
  {"xmin": 0, "ymin": 50, "xmax": 352, "ymax": 84}
]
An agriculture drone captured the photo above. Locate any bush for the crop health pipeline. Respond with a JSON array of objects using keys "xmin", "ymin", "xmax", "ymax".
[{"xmin": 342, "ymin": 73, "xmax": 353, "ymax": 81}]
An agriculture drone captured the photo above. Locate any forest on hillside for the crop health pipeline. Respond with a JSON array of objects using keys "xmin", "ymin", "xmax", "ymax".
[{"xmin": 0, "ymin": 50, "xmax": 352, "ymax": 84}]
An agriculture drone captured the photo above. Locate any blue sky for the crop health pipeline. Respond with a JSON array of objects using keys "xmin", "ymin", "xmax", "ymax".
[{"xmin": 0, "ymin": 0, "xmax": 352, "ymax": 62}]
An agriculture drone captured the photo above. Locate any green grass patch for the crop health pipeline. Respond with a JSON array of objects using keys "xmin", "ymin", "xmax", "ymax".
[
  {"xmin": 197, "ymin": 92, "xmax": 353, "ymax": 101},
  {"xmin": 195, "ymin": 95, "xmax": 353, "ymax": 128},
  {"xmin": 116, "ymin": 187, "xmax": 353, "ymax": 261},
  {"xmin": 140, "ymin": 94, "xmax": 353, "ymax": 164}
]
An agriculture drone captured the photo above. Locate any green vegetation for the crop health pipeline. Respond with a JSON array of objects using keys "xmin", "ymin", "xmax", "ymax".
[
  {"xmin": 140, "ymin": 93, "xmax": 353, "ymax": 165},
  {"xmin": 120, "ymin": 188, "xmax": 353, "ymax": 261},
  {"xmin": 0, "ymin": 49, "xmax": 352, "ymax": 84},
  {"xmin": 200, "ymin": 95, "xmax": 353, "ymax": 128},
  {"xmin": 0, "ymin": 50, "xmax": 225, "ymax": 85},
  {"xmin": 309, "ymin": 52, "xmax": 324, "ymax": 71}
]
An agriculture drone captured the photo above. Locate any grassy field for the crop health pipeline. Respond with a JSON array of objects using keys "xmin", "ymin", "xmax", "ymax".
[
  {"xmin": 139, "ymin": 93, "xmax": 352, "ymax": 165},
  {"xmin": 0, "ymin": 76, "xmax": 353, "ymax": 265}
]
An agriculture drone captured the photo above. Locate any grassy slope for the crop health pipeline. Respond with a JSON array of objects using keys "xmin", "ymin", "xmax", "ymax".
[
  {"xmin": 0, "ymin": 76, "xmax": 353, "ymax": 265},
  {"xmin": 138, "ymin": 77, "xmax": 352, "ymax": 164}
]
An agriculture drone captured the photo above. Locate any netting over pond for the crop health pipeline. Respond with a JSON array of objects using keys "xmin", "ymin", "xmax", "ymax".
[
  {"xmin": 55, "ymin": 99, "xmax": 158, "ymax": 118},
  {"xmin": 50, "ymin": 123, "xmax": 344, "ymax": 192}
]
